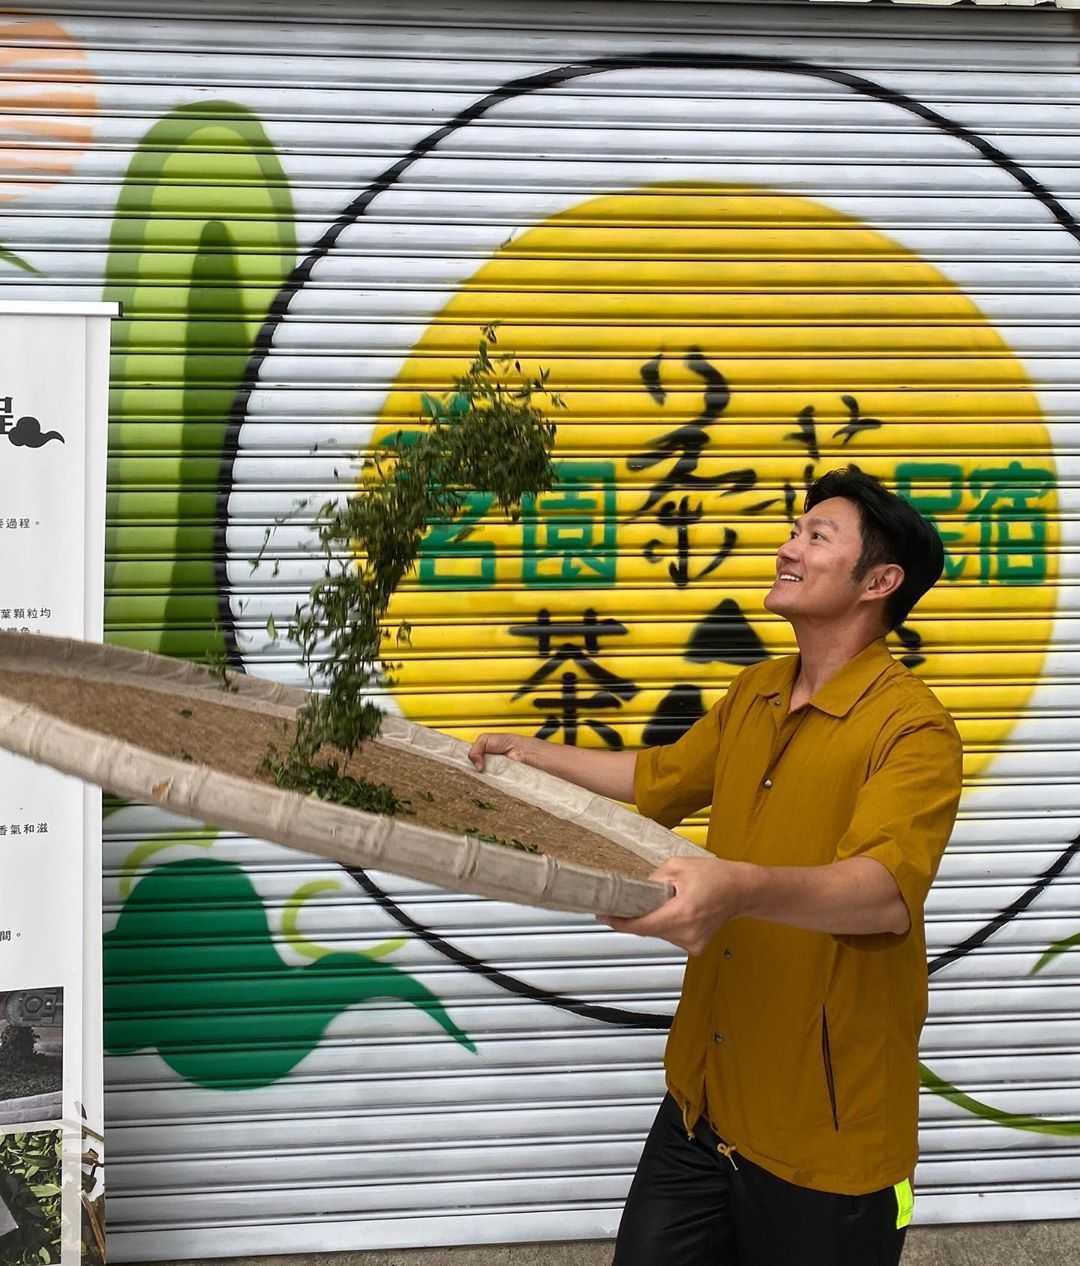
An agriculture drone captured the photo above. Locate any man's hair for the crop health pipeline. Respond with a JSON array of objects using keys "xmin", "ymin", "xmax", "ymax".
[{"xmin": 804, "ymin": 465, "xmax": 945, "ymax": 630}]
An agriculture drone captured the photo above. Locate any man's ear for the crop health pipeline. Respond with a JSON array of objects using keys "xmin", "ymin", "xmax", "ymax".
[{"xmin": 861, "ymin": 563, "xmax": 904, "ymax": 605}]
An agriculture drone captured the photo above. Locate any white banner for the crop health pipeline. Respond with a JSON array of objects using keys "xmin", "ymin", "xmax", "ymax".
[{"xmin": 0, "ymin": 303, "xmax": 114, "ymax": 1266}]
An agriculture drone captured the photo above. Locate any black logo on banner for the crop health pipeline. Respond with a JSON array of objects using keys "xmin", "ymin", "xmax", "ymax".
[{"xmin": 0, "ymin": 396, "xmax": 64, "ymax": 448}]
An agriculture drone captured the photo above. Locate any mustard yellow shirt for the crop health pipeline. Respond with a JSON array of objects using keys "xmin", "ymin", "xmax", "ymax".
[{"xmin": 634, "ymin": 638, "xmax": 963, "ymax": 1195}]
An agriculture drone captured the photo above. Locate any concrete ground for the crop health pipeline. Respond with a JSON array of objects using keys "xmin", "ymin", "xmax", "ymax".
[{"xmin": 137, "ymin": 1220, "xmax": 1080, "ymax": 1266}]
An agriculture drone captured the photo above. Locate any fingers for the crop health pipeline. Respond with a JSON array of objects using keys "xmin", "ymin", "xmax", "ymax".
[
  {"xmin": 467, "ymin": 735, "xmax": 489, "ymax": 770},
  {"xmin": 648, "ymin": 858, "xmax": 689, "ymax": 886},
  {"xmin": 598, "ymin": 859, "xmax": 720, "ymax": 954},
  {"xmin": 468, "ymin": 732, "xmax": 526, "ymax": 770},
  {"xmin": 598, "ymin": 885, "xmax": 682, "ymax": 941}
]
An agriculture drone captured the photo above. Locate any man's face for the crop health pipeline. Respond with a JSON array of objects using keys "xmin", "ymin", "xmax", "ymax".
[{"xmin": 763, "ymin": 496, "xmax": 871, "ymax": 624}]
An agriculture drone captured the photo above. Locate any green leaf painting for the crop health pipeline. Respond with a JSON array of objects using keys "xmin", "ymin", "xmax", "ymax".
[
  {"xmin": 1030, "ymin": 930, "xmax": 1080, "ymax": 977},
  {"xmin": 920, "ymin": 1061, "xmax": 1080, "ymax": 1137},
  {"xmin": 0, "ymin": 245, "xmax": 36, "ymax": 276},
  {"xmin": 103, "ymin": 101, "xmax": 296, "ymax": 660},
  {"xmin": 104, "ymin": 859, "xmax": 475, "ymax": 1089}
]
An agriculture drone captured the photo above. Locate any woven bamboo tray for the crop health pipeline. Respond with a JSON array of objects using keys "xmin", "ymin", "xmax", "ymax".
[{"xmin": 0, "ymin": 632, "xmax": 700, "ymax": 916}]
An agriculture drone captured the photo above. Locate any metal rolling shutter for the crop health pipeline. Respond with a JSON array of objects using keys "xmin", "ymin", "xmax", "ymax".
[{"xmin": 3, "ymin": 0, "xmax": 1080, "ymax": 1257}]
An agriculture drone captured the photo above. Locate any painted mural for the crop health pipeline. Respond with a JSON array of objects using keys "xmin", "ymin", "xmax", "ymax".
[
  {"xmin": 4, "ymin": 2, "xmax": 1080, "ymax": 1248},
  {"xmin": 225, "ymin": 57, "xmax": 1078, "ymax": 1135}
]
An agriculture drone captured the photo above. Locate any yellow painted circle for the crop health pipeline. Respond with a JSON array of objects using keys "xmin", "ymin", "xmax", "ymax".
[{"xmin": 373, "ymin": 185, "xmax": 1058, "ymax": 778}]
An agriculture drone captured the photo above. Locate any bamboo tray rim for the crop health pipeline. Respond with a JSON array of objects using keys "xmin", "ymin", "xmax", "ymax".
[{"xmin": 0, "ymin": 632, "xmax": 699, "ymax": 917}]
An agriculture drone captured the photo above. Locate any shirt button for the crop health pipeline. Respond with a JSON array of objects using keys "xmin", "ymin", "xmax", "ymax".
[
  {"xmin": 771, "ymin": 698, "xmax": 781, "ymax": 707},
  {"xmin": 762, "ymin": 777, "xmax": 773, "ymax": 789},
  {"xmin": 723, "ymin": 948, "xmax": 734, "ymax": 960},
  {"xmin": 713, "ymin": 1032, "xmax": 726, "ymax": 1044}
]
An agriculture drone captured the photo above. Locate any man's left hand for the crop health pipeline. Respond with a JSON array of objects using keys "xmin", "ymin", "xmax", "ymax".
[
  {"xmin": 600, "ymin": 854, "xmax": 752, "ymax": 955},
  {"xmin": 600, "ymin": 853, "xmax": 911, "ymax": 951}
]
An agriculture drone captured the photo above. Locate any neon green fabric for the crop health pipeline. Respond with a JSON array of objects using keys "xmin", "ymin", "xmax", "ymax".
[{"xmin": 894, "ymin": 1179, "xmax": 914, "ymax": 1230}]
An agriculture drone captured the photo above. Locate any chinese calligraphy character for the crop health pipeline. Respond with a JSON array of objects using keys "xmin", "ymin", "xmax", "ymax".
[
  {"xmin": 745, "ymin": 396, "xmax": 883, "ymax": 520},
  {"xmin": 643, "ymin": 498, "xmax": 737, "ymax": 589},
  {"xmin": 893, "ymin": 462, "xmax": 966, "ymax": 580},
  {"xmin": 968, "ymin": 461, "xmax": 1053, "ymax": 584},
  {"xmin": 522, "ymin": 461, "xmax": 617, "ymax": 587},
  {"xmin": 419, "ymin": 491, "xmax": 497, "ymax": 587},
  {"xmin": 630, "ymin": 349, "xmax": 732, "ymax": 512},
  {"xmin": 628, "ymin": 349, "xmax": 748, "ymax": 588},
  {"xmin": 896, "ymin": 459, "xmax": 1054, "ymax": 585},
  {"xmin": 508, "ymin": 608, "xmax": 639, "ymax": 748}
]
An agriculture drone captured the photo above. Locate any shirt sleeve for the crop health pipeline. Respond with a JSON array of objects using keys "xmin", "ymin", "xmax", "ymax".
[
  {"xmin": 634, "ymin": 690, "xmax": 732, "ymax": 829},
  {"xmin": 833, "ymin": 716, "xmax": 963, "ymax": 944}
]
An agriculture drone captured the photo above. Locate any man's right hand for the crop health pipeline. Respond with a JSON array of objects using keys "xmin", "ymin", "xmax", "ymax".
[
  {"xmin": 468, "ymin": 732, "xmax": 540, "ymax": 771},
  {"xmin": 466, "ymin": 731, "xmax": 638, "ymax": 804}
]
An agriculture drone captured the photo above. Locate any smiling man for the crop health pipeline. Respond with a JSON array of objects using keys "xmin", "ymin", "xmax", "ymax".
[{"xmin": 469, "ymin": 465, "xmax": 962, "ymax": 1266}]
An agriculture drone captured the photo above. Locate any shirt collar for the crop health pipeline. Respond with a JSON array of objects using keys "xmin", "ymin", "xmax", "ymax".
[{"xmin": 755, "ymin": 638, "xmax": 895, "ymax": 718}]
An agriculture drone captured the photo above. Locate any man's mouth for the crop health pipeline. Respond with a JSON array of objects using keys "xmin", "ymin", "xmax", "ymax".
[{"xmin": 776, "ymin": 573, "xmax": 802, "ymax": 583}]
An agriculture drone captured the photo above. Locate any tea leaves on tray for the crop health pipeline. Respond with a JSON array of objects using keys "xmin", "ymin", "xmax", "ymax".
[
  {"xmin": 447, "ymin": 825, "xmax": 541, "ymax": 855},
  {"xmin": 259, "ymin": 750, "xmax": 412, "ymax": 817}
]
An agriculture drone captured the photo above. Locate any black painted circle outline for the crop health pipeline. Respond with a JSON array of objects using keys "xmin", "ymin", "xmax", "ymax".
[{"xmin": 222, "ymin": 54, "xmax": 1080, "ymax": 1028}]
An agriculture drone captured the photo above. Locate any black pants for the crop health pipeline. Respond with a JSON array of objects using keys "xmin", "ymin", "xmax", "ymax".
[{"xmin": 613, "ymin": 1095, "xmax": 908, "ymax": 1266}]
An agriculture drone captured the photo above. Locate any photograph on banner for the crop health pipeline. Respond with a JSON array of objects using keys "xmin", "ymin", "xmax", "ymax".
[
  {"xmin": 0, "ymin": 987, "xmax": 62, "ymax": 1129},
  {"xmin": 0, "ymin": 303, "xmax": 113, "ymax": 1265},
  {"xmin": 0, "ymin": 1127, "xmax": 62, "ymax": 1265}
]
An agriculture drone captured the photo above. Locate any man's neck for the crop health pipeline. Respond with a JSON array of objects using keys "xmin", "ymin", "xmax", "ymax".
[{"xmin": 789, "ymin": 620, "xmax": 885, "ymax": 710}]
